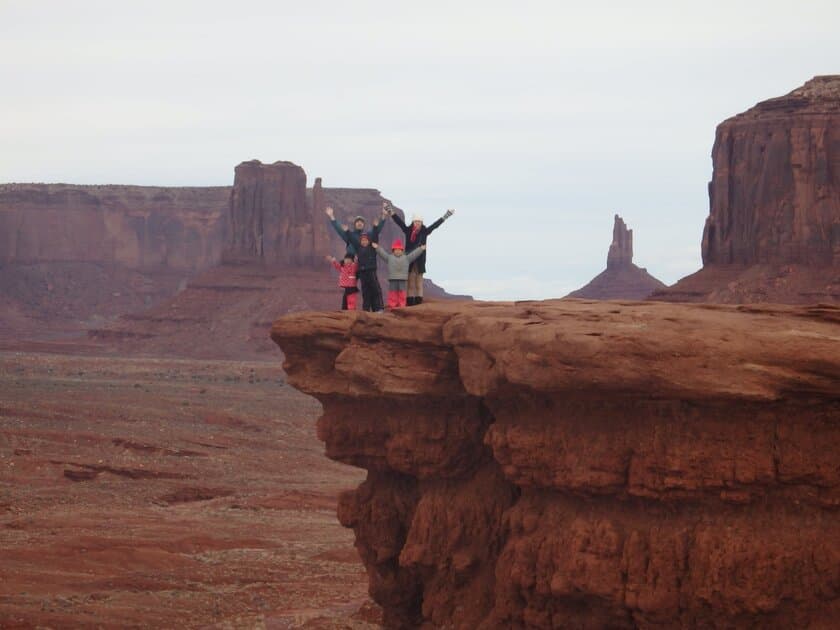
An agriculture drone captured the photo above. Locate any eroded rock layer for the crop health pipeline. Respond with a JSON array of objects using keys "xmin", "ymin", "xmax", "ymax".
[
  {"xmin": 703, "ymin": 75, "xmax": 839, "ymax": 267},
  {"xmin": 0, "ymin": 183, "xmax": 229, "ymax": 270},
  {"xmin": 224, "ymin": 160, "xmax": 315, "ymax": 266},
  {"xmin": 0, "ymin": 171, "xmax": 466, "ymax": 349},
  {"xmin": 272, "ymin": 300, "xmax": 840, "ymax": 628},
  {"xmin": 656, "ymin": 75, "xmax": 840, "ymax": 303}
]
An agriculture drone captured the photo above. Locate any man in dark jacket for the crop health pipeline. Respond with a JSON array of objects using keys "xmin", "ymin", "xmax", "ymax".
[
  {"xmin": 326, "ymin": 206, "xmax": 386, "ymax": 257},
  {"xmin": 347, "ymin": 231, "xmax": 384, "ymax": 312},
  {"xmin": 385, "ymin": 202, "xmax": 454, "ymax": 305}
]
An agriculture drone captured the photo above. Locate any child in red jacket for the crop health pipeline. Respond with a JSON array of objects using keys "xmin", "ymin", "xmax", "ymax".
[{"xmin": 326, "ymin": 254, "xmax": 359, "ymax": 310}]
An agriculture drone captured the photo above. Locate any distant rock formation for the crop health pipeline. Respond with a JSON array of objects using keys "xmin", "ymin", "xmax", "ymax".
[
  {"xmin": 567, "ymin": 215, "xmax": 666, "ymax": 300},
  {"xmin": 607, "ymin": 214, "xmax": 634, "ymax": 268},
  {"xmin": 0, "ymin": 184, "xmax": 230, "ymax": 340},
  {"xmin": 0, "ymin": 163, "xmax": 467, "ymax": 351},
  {"xmin": 272, "ymin": 300, "xmax": 840, "ymax": 628},
  {"xmin": 654, "ymin": 75, "xmax": 840, "ymax": 303},
  {"xmin": 224, "ymin": 160, "xmax": 319, "ymax": 267},
  {"xmin": 0, "ymin": 183, "xmax": 229, "ymax": 271}
]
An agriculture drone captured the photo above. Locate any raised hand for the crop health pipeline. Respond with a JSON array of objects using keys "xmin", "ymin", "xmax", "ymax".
[
  {"xmin": 324, "ymin": 255, "xmax": 334, "ymax": 262},
  {"xmin": 420, "ymin": 244, "xmax": 427, "ymax": 250},
  {"xmin": 444, "ymin": 208, "xmax": 455, "ymax": 219},
  {"xmin": 325, "ymin": 206, "xmax": 335, "ymax": 219},
  {"xmin": 371, "ymin": 242, "xmax": 379, "ymax": 249}
]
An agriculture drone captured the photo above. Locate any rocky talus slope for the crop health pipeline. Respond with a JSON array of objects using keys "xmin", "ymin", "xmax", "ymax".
[{"xmin": 272, "ymin": 300, "xmax": 840, "ymax": 628}]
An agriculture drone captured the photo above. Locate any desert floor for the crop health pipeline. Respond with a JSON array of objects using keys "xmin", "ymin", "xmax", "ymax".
[{"xmin": 0, "ymin": 351, "xmax": 378, "ymax": 628}]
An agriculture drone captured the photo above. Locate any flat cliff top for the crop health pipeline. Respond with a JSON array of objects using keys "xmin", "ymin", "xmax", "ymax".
[
  {"xmin": 272, "ymin": 299, "xmax": 840, "ymax": 402},
  {"xmin": 725, "ymin": 75, "xmax": 840, "ymax": 124},
  {"xmin": 0, "ymin": 182, "xmax": 231, "ymax": 193}
]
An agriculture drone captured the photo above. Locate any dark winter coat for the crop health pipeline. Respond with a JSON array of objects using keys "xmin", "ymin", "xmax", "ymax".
[
  {"xmin": 346, "ymin": 231, "xmax": 379, "ymax": 272},
  {"xmin": 390, "ymin": 213, "xmax": 448, "ymax": 274},
  {"xmin": 330, "ymin": 218, "xmax": 385, "ymax": 257}
]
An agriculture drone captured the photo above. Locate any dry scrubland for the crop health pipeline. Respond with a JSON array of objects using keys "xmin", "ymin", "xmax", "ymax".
[{"xmin": 0, "ymin": 352, "xmax": 380, "ymax": 628}]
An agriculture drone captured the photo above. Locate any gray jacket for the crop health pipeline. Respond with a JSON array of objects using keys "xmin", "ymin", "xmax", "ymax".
[{"xmin": 375, "ymin": 246, "xmax": 424, "ymax": 280}]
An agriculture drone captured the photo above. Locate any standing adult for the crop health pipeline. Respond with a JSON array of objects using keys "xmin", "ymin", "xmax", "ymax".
[
  {"xmin": 326, "ymin": 206, "xmax": 386, "ymax": 257},
  {"xmin": 385, "ymin": 202, "xmax": 455, "ymax": 305},
  {"xmin": 326, "ymin": 206, "xmax": 385, "ymax": 312}
]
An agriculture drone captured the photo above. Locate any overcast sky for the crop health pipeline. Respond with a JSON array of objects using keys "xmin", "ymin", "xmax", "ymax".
[{"xmin": 2, "ymin": 1, "xmax": 837, "ymax": 299}]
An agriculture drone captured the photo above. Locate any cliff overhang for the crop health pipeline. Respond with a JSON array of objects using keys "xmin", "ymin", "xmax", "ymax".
[{"xmin": 272, "ymin": 300, "xmax": 840, "ymax": 628}]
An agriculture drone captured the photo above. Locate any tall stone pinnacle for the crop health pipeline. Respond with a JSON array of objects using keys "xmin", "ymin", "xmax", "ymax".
[{"xmin": 606, "ymin": 214, "xmax": 633, "ymax": 269}]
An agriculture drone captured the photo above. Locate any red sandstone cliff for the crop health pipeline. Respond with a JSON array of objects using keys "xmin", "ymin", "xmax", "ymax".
[
  {"xmin": 654, "ymin": 75, "xmax": 840, "ymax": 303},
  {"xmin": 0, "ymin": 184, "xmax": 229, "ymax": 270},
  {"xmin": 224, "ymin": 160, "xmax": 321, "ymax": 266},
  {"xmin": 272, "ymin": 300, "xmax": 840, "ymax": 628},
  {"xmin": 84, "ymin": 164, "xmax": 466, "ymax": 359},
  {"xmin": 0, "ymin": 184, "xmax": 230, "ymax": 341},
  {"xmin": 567, "ymin": 215, "xmax": 666, "ymax": 300},
  {"xmin": 0, "ymin": 164, "xmax": 465, "ymax": 350}
]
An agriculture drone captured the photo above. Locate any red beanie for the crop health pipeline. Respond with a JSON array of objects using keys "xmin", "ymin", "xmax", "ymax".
[{"xmin": 391, "ymin": 239, "xmax": 404, "ymax": 250}]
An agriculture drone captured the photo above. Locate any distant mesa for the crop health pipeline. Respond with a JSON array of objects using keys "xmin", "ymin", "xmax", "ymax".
[
  {"xmin": 0, "ymin": 159, "xmax": 466, "ymax": 355},
  {"xmin": 566, "ymin": 214, "xmax": 666, "ymax": 300},
  {"xmin": 652, "ymin": 75, "xmax": 840, "ymax": 304}
]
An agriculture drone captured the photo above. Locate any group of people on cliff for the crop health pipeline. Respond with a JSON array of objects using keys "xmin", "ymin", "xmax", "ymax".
[{"xmin": 325, "ymin": 202, "xmax": 455, "ymax": 311}]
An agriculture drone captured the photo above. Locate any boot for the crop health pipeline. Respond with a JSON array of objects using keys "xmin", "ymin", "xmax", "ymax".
[
  {"xmin": 415, "ymin": 296, "xmax": 423, "ymax": 305},
  {"xmin": 407, "ymin": 296, "xmax": 416, "ymax": 306}
]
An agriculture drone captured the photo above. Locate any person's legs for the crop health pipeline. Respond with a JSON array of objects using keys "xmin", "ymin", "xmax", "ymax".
[
  {"xmin": 359, "ymin": 271, "xmax": 374, "ymax": 311},
  {"xmin": 415, "ymin": 272, "xmax": 425, "ymax": 303},
  {"xmin": 407, "ymin": 270, "xmax": 421, "ymax": 305},
  {"xmin": 341, "ymin": 288, "xmax": 349, "ymax": 310},
  {"xmin": 387, "ymin": 280, "xmax": 407, "ymax": 308},
  {"xmin": 372, "ymin": 274, "xmax": 384, "ymax": 311},
  {"xmin": 346, "ymin": 287, "xmax": 358, "ymax": 310}
]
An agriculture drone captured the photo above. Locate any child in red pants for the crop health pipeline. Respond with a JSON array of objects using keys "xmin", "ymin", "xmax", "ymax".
[
  {"xmin": 326, "ymin": 254, "xmax": 359, "ymax": 310},
  {"xmin": 372, "ymin": 240, "xmax": 426, "ymax": 308}
]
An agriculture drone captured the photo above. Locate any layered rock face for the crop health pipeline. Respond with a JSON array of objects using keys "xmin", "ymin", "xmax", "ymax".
[
  {"xmin": 0, "ymin": 184, "xmax": 230, "ymax": 340},
  {"xmin": 703, "ymin": 75, "xmax": 839, "ymax": 266},
  {"xmin": 0, "ymin": 184, "xmax": 229, "ymax": 270},
  {"xmin": 225, "ymin": 160, "xmax": 318, "ymax": 266},
  {"xmin": 607, "ymin": 214, "xmax": 634, "ymax": 268},
  {"xmin": 655, "ymin": 75, "xmax": 840, "ymax": 303},
  {"xmin": 272, "ymin": 300, "xmax": 840, "ymax": 628},
  {"xmin": 87, "ymin": 174, "xmax": 466, "ymax": 359},
  {"xmin": 1, "ymin": 165, "xmax": 465, "ymax": 349},
  {"xmin": 567, "ymin": 215, "xmax": 666, "ymax": 300}
]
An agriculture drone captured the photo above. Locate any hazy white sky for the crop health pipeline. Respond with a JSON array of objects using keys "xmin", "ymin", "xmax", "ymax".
[{"xmin": 2, "ymin": 1, "xmax": 838, "ymax": 299}]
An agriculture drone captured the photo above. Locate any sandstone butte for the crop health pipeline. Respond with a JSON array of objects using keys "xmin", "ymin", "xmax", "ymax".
[
  {"xmin": 84, "ymin": 161, "xmax": 464, "ymax": 359},
  {"xmin": 567, "ymin": 215, "xmax": 666, "ymax": 300},
  {"xmin": 0, "ymin": 160, "xmax": 463, "ymax": 354},
  {"xmin": 271, "ymin": 299, "xmax": 840, "ymax": 629},
  {"xmin": 653, "ymin": 75, "xmax": 840, "ymax": 304}
]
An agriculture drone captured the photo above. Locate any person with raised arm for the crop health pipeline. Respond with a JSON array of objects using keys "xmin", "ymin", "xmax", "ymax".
[
  {"xmin": 372, "ymin": 239, "xmax": 426, "ymax": 309},
  {"xmin": 325, "ymin": 253, "xmax": 359, "ymax": 310},
  {"xmin": 326, "ymin": 205, "xmax": 387, "ymax": 257},
  {"xmin": 384, "ymin": 202, "xmax": 454, "ymax": 305}
]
